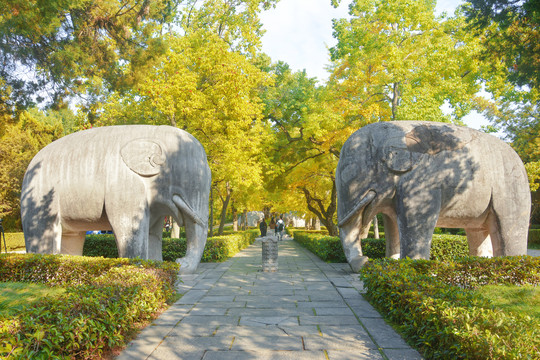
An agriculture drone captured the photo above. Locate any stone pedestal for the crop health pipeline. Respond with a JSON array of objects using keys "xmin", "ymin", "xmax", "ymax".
[{"xmin": 262, "ymin": 236, "xmax": 278, "ymax": 272}]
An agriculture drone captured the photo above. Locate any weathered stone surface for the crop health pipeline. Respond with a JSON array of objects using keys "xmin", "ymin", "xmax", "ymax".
[
  {"xmin": 118, "ymin": 240, "xmax": 421, "ymax": 360},
  {"xmin": 20, "ymin": 125, "xmax": 211, "ymax": 274},
  {"xmin": 262, "ymin": 236, "xmax": 279, "ymax": 272},
  {"xmin": 336, "ymin": 121, "xmax": 531, "ymax": 271}
]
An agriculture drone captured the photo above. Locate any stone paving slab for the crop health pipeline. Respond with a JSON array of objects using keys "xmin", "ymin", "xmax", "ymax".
[
  {"xmin": 117, "ymin": 237, "xmax": 423, "ymax": 360},
  {"xmin": 202, "ymin": 350, "xmax": 328, "ymax": 360}
]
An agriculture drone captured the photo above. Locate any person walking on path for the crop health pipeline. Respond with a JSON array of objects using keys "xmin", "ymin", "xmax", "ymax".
[
  {"xmin": 269, "ymin": 217, "xmax": 276, "ymax": 235},
  {"xmin": 276, "ymin": 215, "xmax": 285, "ymax": 241},
  {"xmin": 259, "ymin": 218, "xmax": 268, "ymax": 237}
]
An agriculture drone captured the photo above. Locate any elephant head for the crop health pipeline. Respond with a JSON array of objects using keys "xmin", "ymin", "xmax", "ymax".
[
  {"xmin": 336, "ymin": 122, "xmax": 473, "ymax": 270},
  {"xmin": 120, "ymin": 126, "xmax": 211, "ymax": 273}
]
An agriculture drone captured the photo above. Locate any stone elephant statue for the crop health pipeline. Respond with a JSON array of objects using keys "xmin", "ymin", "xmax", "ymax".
[
  {"xmin": 21, "ymin": 125, "xmax": 211, "ymax": 274},
  {"xmin": 336, "ymin": 121, "xmax": 530, "ymax": 271}
]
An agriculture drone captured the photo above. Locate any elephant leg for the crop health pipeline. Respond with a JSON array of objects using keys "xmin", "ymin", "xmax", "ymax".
[
  {"xmin": 383, "ymin": 213, "xmax": 400, "ymax": 259},
  {"xmin": 465, "ymin": 228, "xmax": 493, "ymax": 257},
  {"xmin": 397, "ymin": 188, "xmax": 441, "ymax": 259},
  {"xmin": 24, "ymin": 214, "xmax": 62, "ymax": 254},
  {"xmin": 61, "ymin": 231, "xmax": 86, "ymax": 255},
  {"xmin": 487, "ymin": 210, "xmax": 528, "ymax": 257},
  {"xmin": 22, "ymin": 191, "xmax": 62, "ymax": 254},
  {"xmin": 105, "ymin": 194, "xmax": 150, "ymax": 259},
  {"xmin": 488, "ymin": 195, "xmax": 529, "ymax": 256},
  {"xmin": 177, "ymin": 220, "xmax": 207, "ymax": 274},
  {"xmin": 148, "ymin": 216, "xmax": 164, "ymax": 261}
]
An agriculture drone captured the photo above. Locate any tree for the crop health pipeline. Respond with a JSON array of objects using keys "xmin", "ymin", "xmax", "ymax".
[
  {"xmin": 0, "ymin": 0, "xmax": 175, "ymax": 111},
  {"xmin": 100, "ymin": 30, "xmax": 272, "ymax": 234},
  {"xmin": 0, "ymin": 110, "xmax": 64, "ymax": 229},
  {"xmin": 462, "ymin": 1, "xmax": 539, "ymax": 220},
  {"xmin": 261, "ymin": 62, "xmax": 349, "ymax": 235},
  {"xmin": 329, "ymin": 0, "xmax": 483, "ymax": 124},
  {"xmin": 463, "ymin": 0, "xmax": 540, "ymax": 90},
  {"xmin": 179, "ymin": 0, "xmax": 278, "ymax": 56}
]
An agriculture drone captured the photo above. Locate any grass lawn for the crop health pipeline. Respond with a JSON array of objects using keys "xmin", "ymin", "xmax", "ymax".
[
  {"xmin": 1, "ymin": 232, "xmax": 25, "ymax": 252},
  {"xmin": 475, "ymin": 284, "xmax": 540, "ymax": 320},
  {"xmin": 0, "ymin": 282, "xmax": 65, "ymax": 317}
]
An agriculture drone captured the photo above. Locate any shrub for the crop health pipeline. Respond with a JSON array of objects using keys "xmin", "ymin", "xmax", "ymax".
[
  {"xmin": 0, "ymin": 254, "xmax": 178, "ymax": 359},
  {"xmin": 362, "ymin": 238, "xmax": 386, "ymax": 259},
  {"xmin": 294, "ymin": 231, "xmax": 473, "ymax": 263},
  {"xmin": 294, "ymin": 230, "xmax": 475, "ymax": 263},
  {"xmin": 84, "ymin": 229, "xmax": 259, "ymax": 263},
  {"xmin": 83, "ymin": 234, "xmax": 118, "ymax": 258},
  {"xmin": 286, "ymin": 228, "xmax": 328, "ymax": 238},
  {"xmin": 294, "ymin": 232, "xmax": 346, "ymax": 262},
  {"xmin": 367, "ymin": 230, "xmax": 385, "ymax": 238},
  {"xmin": 293, "ymin": 231, "xmax": 386, "ymax": 262},
  {"xmin": 529, "ymin": 229, "xmax": 540, "ymax": 246},
  {"xmin": 361, "ymin": 257, "xmax": 540, "ymax": 359},
  {"xmin": 430, "ymin": 234, "xmax": 469, "ymax": 261}
]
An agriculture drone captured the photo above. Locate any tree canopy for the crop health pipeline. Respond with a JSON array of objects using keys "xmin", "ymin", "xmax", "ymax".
[
  {"xmin": 464, "ymin": 0, "xmax": 540, "ymax": 89},
  {"xmin": 1, "ymin": 0, "xmax": 538, "ymax": 230},
  {"xmin": 0, "ymin": 0, "xmax": 176, "ymax": 112}
]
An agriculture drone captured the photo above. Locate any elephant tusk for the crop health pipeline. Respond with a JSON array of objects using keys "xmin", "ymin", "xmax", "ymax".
[
  {"xmin": 172, "ymin": 194, "xmax": 205, "ymax": 226},
  {"xmin": 338, "ymin": 190, "xmax": 377, "ymax": 228}
]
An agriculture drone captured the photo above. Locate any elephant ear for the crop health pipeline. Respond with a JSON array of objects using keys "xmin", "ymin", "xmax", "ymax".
[
  {"xmin": 405, "ymin": 124, "xmax": 470, "ymax": 155},
  {"xmin": 383, "ymin": 145, "xmax": 413, "ymax": 173},
  {"xmin": 121, "ymin": 140, "xmax": 166, "ymax": 176},
  {"xmin": 383, "ymin": 124, "xmax": 474, "ymax": 173}
]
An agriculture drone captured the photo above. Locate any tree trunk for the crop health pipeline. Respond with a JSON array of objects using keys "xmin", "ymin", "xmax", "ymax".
[
  {"xmin": 218, "ymin": 182, "xmax": 232, "ymax": 235},
  {"xmin": 373, "ymin": 216, "xmax": 379, "ymax": 239},
  {"xmin": 312, "ymin": 217, "xmax": 321, "ymax": 230},
  {"xmin": 232, "ymin": 202, "xmax": 238, "ymax": 232},
  {"xmin": 301, "ymin": 176, "xmax": 338, "ymax": 236},
  {"xmin": 242, "ymin": 209, "xmax": 247, "ymax": 230},
  {"xmin": 391, "ymin": 82, "xmax": 400, "ymax": 121}
]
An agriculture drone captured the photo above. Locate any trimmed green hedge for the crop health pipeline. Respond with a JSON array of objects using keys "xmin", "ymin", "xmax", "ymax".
[
  {"xmin": 294, "ymin": 231, "xmax": 472, "ymax": 263},
  {"xmin": 0, "ymin": 254, "xmax": 178, "ymax": 359},
  {"xmin": 529, "ymin": 229, "xmax": 540, "ymax": 246},
  {"xmin": 430, "ymin": 234, "xmax": 469, "ymax": 261},
  {"xmin": 84, "ymin": 229, "xmax": 259, "ymax": 262},
  {"xmin": 361, "ymin": 257, "xmax": 540, "ymax": 359},
  {"xmin": 293, "ymin": 231, "xmax": 385, "ymax": 262}
]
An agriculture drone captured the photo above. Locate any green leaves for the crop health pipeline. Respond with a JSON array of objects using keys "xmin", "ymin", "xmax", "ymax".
[
  {"xmin": 0, "ymin": 254, "xmax": 179, "ymax": 359},
  {"xmin": 292, "ymin": 230, "xmax": 385, "ymax": 262},
  {"xmin": 329, "ymin": 0, "xmax": 483, "ymax": 123},
  {"xmin": 361, "ymin": 256, "xmax": 540, "ymax": 359},
  {"xmin": 0, "ymin": 0, "xmax": 175, "ymax": 109},
  {"xmin": 83, "ymin": 229, "xmax": 260, "ymax": 263}
]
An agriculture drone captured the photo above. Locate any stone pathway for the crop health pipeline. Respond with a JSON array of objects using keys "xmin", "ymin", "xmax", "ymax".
[
  {"xmin": 528, "ymin": 249, "xmax": 540, "ymax": 257},
  {"xmin": 117, "ymin": 236, "xmax": 423, "ymax": 360}
]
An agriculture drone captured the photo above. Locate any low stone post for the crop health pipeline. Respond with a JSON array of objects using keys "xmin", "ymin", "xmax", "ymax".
[{"xmin": 261, "ymin": 236, "xmax": 278, "ymax": 272}]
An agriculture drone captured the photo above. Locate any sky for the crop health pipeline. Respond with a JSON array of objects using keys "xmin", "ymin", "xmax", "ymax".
[{"xmin": 258, "ymin": 0, "xmax": 490, "ymax": 131}]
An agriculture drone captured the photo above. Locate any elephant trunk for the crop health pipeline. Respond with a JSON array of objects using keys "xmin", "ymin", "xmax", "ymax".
[
  {"xmin": 178, "ymin": 220, "xmax": 207, "ymax": 274},
  {"xmin": 338, "ymin": 190, "xmax": 376, "ymax": 272},
  {"xmin": 172, "ymin": 194, "xmax": 208, "ymax": 274},
  {"xmin": 172, "ymin": 194, "xmax": 205, "ymax": 226}
]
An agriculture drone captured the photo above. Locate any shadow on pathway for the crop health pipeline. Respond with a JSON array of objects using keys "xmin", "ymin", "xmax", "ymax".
[{"xmin": 117, "ymin": 237, "xmax": 423, "ymax": 360}]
